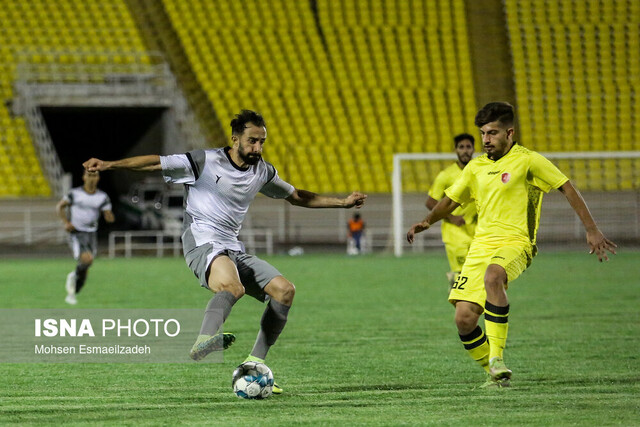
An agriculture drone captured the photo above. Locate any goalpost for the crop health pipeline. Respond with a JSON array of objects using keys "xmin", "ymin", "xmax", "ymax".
[{"xmin": 392, "ymin": 151, "xmax": 640, "ymax": 257}]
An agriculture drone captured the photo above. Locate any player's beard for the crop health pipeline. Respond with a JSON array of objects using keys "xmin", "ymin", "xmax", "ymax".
[
  {"xmin": 458, "ymin": 153, "xmax": 472, "ymax": 165},
  {"xmin": 239, "ymin": 148, "xmax": 262, "ymax": 165}
]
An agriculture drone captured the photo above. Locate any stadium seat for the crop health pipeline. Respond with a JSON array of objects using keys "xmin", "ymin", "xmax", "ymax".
[
  {"xmin": 0, "ymin": 0, "xmax": 150, "ymax": 197},
  {"xmin": 160, "ymin": 0, "xmax": 477, "ymax": 193},
  {"xmin": 505, "ymin": 0, "xmax": 639, "ymax": 190}
]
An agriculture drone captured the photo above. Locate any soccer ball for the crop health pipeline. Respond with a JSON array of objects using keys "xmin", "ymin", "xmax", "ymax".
[{"xmin": 232, "ymin": 361, "xmax": 274, "ymax": 399}]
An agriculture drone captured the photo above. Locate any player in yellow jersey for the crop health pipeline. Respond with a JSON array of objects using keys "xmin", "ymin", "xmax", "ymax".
[
  {"xmin": 407, "ymin": 102, "xmax": 617, "ymax": 388},
  {"xmin": 426, "ymin": 134, "xmax": 477, "ymax": 287}
]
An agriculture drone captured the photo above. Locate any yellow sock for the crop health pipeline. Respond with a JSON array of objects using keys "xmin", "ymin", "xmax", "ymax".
[
  {"xmin": 459, "ymin": 326, "xmax": 490, "ymax": 373},
  {"xmin": 484, "ymin": 301, "xmax": 509, "ymax": 360}
]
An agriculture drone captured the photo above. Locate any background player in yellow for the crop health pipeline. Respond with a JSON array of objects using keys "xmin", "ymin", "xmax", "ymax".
[
  {"xmin": 407, "ymin": 102, "xmax": 617, "ymax": 388},
  {"xmin": 426, "ymin": 134, "xmax": 477, "ymax": 287}
]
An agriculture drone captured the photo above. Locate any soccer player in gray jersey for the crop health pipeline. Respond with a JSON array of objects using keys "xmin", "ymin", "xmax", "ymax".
[
  {"xmin": 56, "ymin": 170, "xmax": 115, "ymax": 304},
  {"xmin": 83, "ymin": 110, "xmax": 367, "ymax": 393}
]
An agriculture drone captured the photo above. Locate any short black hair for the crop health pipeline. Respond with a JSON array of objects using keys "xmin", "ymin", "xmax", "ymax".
[
  {"xmin": 230, "ymin": 110, "xmax": 266, "ymax": 136},
  {"xmin": 474, "ymin": 102, "xmax": 514, "ymax": 128},
  {"xmin": 453, "ymin": 133, "xmax": 475, "ymax": 147}
]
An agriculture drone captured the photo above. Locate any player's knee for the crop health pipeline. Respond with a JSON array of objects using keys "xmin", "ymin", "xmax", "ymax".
[
  {"xmin": 455, "ymin": 308, "xmax": 480, "ymax": 335},
  {"xmin": 214, "ymin": 281, "xmax": 245, "ymax": 299},
  {"xmin": 484, "ymin": 265, "xmax": 507, "ymax": 290},
  {"xmin": 280, "ymin": 280, "xmax": 295, "ymax": 304},
  {"xmin": 268, "ymin": 278, "xmax": 295, "ymax": 305},
  {"xmin": 79, "ymin": 253, "xmax": 93, "ymax": 266}
]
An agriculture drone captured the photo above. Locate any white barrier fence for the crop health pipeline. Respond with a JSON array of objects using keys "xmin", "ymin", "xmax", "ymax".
[
  {"xmin": 108, "ymin": 229, "xmax": 274, "ymax": 258},
  {"xmin": 0, "ymin": 206, "xmax": 65, "ymax": 244}
]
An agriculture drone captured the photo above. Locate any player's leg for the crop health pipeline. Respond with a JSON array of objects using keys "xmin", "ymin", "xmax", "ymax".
[
  {"xmin": 65, "ymin": 233, "xmax": 87, "ymax": 304},
  {"xmin": 74, "ymin": 251, "xmax": 94, "ymax": 294},
  {"xmin": 483, "ymin": 242, "xmax": 531, "ymax": 381},
  {"xmin": 231, "ymin": 252, "xmax": 293, "ymax": 394},
  {"xmin": 245, "ymin": 276, "xmax": 294, "ymax": 395},
  {"xmin": 444, "ymin": 242, "xmax": 469, "ymax": 290},
  {"xmin": 190, "ymin": 255, "xmax": 243, "ymax": 361},
  {"xmin": 250, "ymin": 276, "xmax": 295, "ymax": 361},
  {"xmin": 483, "ymin": 263, "xmax": 512, "ymax": 380},
  {"xmin": 449, "ymin": 242, "xmax": 493, "ymax": 376},
  {"xmin": 455, "ymin": 301, "xmax": 490, "ymax": 373}
]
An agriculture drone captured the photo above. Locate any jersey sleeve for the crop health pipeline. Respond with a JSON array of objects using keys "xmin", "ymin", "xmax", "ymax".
[
  {"xmin": 100, "ymin": 194, "xmax": 112, "ymax": 211},
  {"xmin": 160, "ymin": 154, "xmax": 196, "ymax": 184},
  {"xmin": 528, "ymin": 152, "xmax": 569, "ymax": 193},
  {"xmin": 428, "ymin": 170, "xmax": 448, "ymax": 200},
  {"xmin": 444, "ymin": 165, "xmax": 472, "ymax": 205},
  {"xmin": 260, "ymin": 163, "xmax": 294, "ymax": 199},
  {"xmin": 62, "ymin": 191, "xmax": 72, "ymax": 205}
]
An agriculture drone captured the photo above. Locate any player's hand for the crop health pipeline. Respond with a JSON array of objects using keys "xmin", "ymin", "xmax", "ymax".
[
  {"xmin": 407, "ymin": 221, "xmax": 431, "ymax": 244},
  {"xmin": 83, "ymin": 158, "xmax": 109, "ymax": 172},
  {"xmin": 344, "ymin": 192, "xmax": 367, "ymax": 209},
  {"xmin": 447, "ymin": 215, "xmax": 466, "ymax": 227},
  {"xmin": 586, "ymin": 229, "xmax": 617, "ymax": 262},
  {"xmin": 64, "ymin": 221, "xmax": 76, "ymax": 233}
]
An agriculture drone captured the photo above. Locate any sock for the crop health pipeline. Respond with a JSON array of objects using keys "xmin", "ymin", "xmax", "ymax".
[
  {"xmin": 459, "ymin": 326, "xmax": 490, "ymax": 373},
  {"xmin": 250, "ymin": 299, "xmax": 291, "ymax": 360},
  {"xmin": 75, "ymin": 264, "xmax": 90, "ymax": 294},
  {"xmin": 198, "ymin": 291, "xmax": 238, "ymax": 336},
  {"xmin": 484, "ymin": 301, "xmax": 509, "ymax": 361}
]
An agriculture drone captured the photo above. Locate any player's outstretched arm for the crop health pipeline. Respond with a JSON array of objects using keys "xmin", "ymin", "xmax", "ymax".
[
  {"xmin": 83, "ymin": 155, "xmax": 162, "ymax": 172},
  {"xmin": 558, "ymin": 180, "xmax": 617, "ymax": 262},
  {"xmin": 286, "ymin": 189, "xmax": 367, "ymax": 209},
  {"xmin": 407, "ymin": 196, "xmax": 459, "ymax": 243}
]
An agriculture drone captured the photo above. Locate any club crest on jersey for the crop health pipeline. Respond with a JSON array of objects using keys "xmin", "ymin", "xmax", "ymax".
[{"xmin": 501, "ymin": 172, "xmax": 511, "ymax": 183}]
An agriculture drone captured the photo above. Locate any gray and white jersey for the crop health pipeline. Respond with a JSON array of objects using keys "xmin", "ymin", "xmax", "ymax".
[
  {"xmin": 64, "ymin": 187, "xmax": 112, "ymax": 232},
  {"xmin": 160, "ymin": 147, "xmax": 294, "ymax": 252}
]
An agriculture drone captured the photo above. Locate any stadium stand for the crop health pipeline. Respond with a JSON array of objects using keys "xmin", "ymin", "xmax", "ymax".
[
  {"xmin": 505, "ymin": 0, "xmax": 640, "ymax": 190},
  {"xmin": 0, "ymin": 0, "xmax": 149, "ymax": 197},
  {"xmin": 161, "ymin": 0, "xmax": 477, "ymax": 193}
]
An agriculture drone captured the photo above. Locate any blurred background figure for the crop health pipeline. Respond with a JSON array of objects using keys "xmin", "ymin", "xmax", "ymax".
[
  {"xmin": 347, "ymin": 213, "xmax": 366, "ymax": 255},
  {"xmin": 56, "ymin": 170, "xmax": 114, "ymax": 304}
]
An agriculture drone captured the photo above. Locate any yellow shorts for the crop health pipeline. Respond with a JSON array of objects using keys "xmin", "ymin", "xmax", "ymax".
[
  {"xmin": 441, "ymin": 222, "xmax": 475, "ymax": 273},
  {"xmin": 448, "ymin": 238, "xmax": 533, "ymax": 308},
  {"xmin": 444, "ymin": 240, "xmax": 472, "ymax": 272}
]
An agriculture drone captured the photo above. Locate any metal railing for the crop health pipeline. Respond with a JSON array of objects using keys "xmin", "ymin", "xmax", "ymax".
[
  {"xmin": 0, "ymin": 206, "xmax": 65, "ymax": 244},
  {"xmin": 108, "ymin": 228, "xmax": 274, "ymax": 258}
]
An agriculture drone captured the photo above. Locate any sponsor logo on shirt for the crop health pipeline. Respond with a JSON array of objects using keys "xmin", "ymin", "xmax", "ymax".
[
  {"xmin": 501, "ymin": 172, "xmax": 511, "ymax": 183},
  {"xmin": 487, "ymin": 171, "xmax": 500, "ymax": 175}
]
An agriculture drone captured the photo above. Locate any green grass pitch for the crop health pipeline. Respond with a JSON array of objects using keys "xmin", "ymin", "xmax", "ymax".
[{"xmin": 1, "ymin": 250, "xmax": 639, "ymax": 425}]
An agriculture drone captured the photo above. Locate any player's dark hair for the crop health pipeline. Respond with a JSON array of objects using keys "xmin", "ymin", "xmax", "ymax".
[
  {"xmin": 474, "ymin": 102, "xmax": 514, "ymax": 127},
  {"xmin": 453, "ymin": 133, "xmax": 475, "ymax": 147},
  {"xmin": 230, "ymin": 110, "xmax": 266, "ymax": 135}
]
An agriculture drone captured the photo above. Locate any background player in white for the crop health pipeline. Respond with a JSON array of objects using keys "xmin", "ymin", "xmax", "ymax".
[
  {"xmin": 56, "ymin": 170, "xmax": 115, "ymax": 304},
  {"xmin": 83, "ymin": 110, "xmax": 367, "ymax": 394}
]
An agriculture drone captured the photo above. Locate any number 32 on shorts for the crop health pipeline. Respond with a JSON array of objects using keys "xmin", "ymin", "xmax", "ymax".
[{"xmin": 452, "ymin": 275, "xmax": 468, "ymax": 290}]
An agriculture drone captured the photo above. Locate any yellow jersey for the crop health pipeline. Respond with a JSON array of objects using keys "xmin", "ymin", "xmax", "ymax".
[
  {"xmin": 445, "ymin": 143, "xmax": 568, "ymax": 246},
  {"xmin": 429, "ymin": 162, "xmax": 477, "ymax": 244}
]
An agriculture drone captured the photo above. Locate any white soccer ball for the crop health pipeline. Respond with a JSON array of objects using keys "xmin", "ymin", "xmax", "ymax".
[{"xmin": 232, "ymin": 361, "xmax": 274, "ymax": 399}]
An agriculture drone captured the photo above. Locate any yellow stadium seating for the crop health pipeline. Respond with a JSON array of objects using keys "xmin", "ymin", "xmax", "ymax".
[
  {"xmin": 0, "ymin": 0, "xmax": 149, "ymax": 197},
  {"xmin": 505, "ymin": 0, "xmax": 639, "ymax": 190},
  {"xmin": 162, "ymin": 0, "xmax": 476, "ymax": 193}
]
